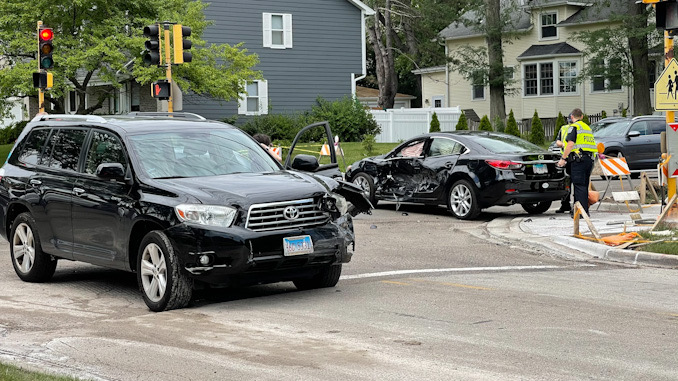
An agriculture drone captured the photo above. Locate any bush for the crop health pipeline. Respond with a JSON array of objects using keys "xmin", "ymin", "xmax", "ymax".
[
  {"xmin": 582, "ymin": 113, "xmax": 590, "ymax": 125},
  {"xmin": 430, "ymin": 112, "xmax": 440, "ymax": 132},
  {"xmin": 310, "ymin": 96, "xmax": 380, "ymax": 142},
  {"xmin": 601, "ymin": 110, "xmax": 607, "ymax": 119},
  {"xmin": 455, "ymin": 113, "xmax": 468, "ymax": 130},
  {"xmin": 478, "ymin": 115, "xmax": 493, "ymax": 131},
  {"xmin": 493, "ymin": 116, "xmax": 505, "ymax": 133},
  {"xmin": 505, "ymin": 110, "xmax": 520, "ymax": 137},
  {"xmin": 240, "ymin": 113, "xmax": 313, "ymax": 142},
  {"xmin": 529, "ymin": 110, "xmax": 545, "ymax": 145},
  {"xmin": 362, "ymin": 134, "xmax": 376, "ymax": 155},
  {"xmin": 622, "ymin": 108, "xmax": 627, "ymax": 117},
  {"xmin": 0, "ymin": 121, "xmax": 27, "ymax": 145}
]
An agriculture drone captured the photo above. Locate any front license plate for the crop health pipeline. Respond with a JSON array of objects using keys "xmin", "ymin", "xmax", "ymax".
[
  {"xmin": 283, "ymin": 235, "xmax": 314, "ymax": 256},
  {"xmin": 533, "ymin": 164, "xmax": 548, "ymax": 174}
]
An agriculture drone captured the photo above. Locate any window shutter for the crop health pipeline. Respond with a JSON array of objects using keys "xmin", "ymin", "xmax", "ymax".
[
  {"xmin": 284, "ymin": 14, "xmax": 293, "ymax": 48},
  {"xmin": 237, "ymin": 84, "xmax": 247, "ymax": 115},
  {"xmin": 258, "ymin": 80, "xmax": 268, "ymax": 115},
  {"xmin": 262, "ymin": 13, "xmax": 272, "ymax": 48}
]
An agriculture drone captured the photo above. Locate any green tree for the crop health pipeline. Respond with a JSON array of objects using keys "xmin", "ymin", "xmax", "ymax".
[
  {"xmin": 455, "ymin": 112, "xmax": 468, "ymax": 130},
  {"xmin": 493, "ymin": 116, "xmax": 505, "ymax": 133},
  {"xmin": 505, "ymin": 109, "xmax": 520, "ymax": 137},
  {"xmin": 0, "ymin": 0, "xmax": 259, "ymax": 116},
  {"xmin": 529, "ymin": 110, "xmax": 545, "ymax": 145},
  {"xmin": 478, "ymin": 115, "xmax": 493, "ymax": 131},
  {"xmin": 582, "ymin": 114, "xmax": 590, "ymax": 125},
  {"xmin": 430, "ymin": 112, "xmax": 441, "ymax": 132},
  {"xmin": 555, "ymin": 112, "xmax": 566, "ymax": 130}
]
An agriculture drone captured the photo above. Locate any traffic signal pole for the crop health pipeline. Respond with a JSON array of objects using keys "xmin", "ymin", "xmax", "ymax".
[
  {"xmin": 665, "ymin": 31, "xmax": 677, "ymax": 215},
  {"xmin": 163, "ymin": 22, "xmax": 173, "ymax": 112},
  {"xmin": 37, "ymin": 21, "xmax": 44, "ymax": 113}
]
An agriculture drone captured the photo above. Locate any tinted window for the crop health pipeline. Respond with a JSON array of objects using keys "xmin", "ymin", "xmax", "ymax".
[
  {"xmin": 84, "ymin": 130, "xmax": 127, "ymax": 175},
  {"xmin": 428, "ymin": 138, "xmax": 464, "ymax": 157},
  {"xmin": 593, "ymin": 121, "xmax": 631, "ymax": 138},
  {"xmin": 629, "ymin": 121, "xmax": 648, "ymax": 136},
  {"xmin": 17, "ymin": 129, "xmax": 50, "ymax": 166},
  {"xmin": 473, "ymin": 134, "xmax": 544, "ymax": 153},
  {"xmin": 45, "ymin": 129, "xmax": 87, "ymax": 171},
  {"xmin": 650, "ymin": 121, "xmax": 667, "ymax": 135},
  {"xmin": 128, "ymin": 128, "xmax": 280, "ymax": 178}
]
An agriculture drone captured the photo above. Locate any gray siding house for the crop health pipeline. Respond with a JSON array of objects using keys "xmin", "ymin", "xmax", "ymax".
[{"xmin": 182, "ymin": 0, "xmax": 374, "ymax": 122}]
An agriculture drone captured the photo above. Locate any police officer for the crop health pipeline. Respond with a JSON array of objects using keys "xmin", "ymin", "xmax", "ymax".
[
  {"xmin": 557, "ymin": 108, "xmax": 597, "ymax": 216},
  {"xmin": 554, "ymin": 114, "xmax": 572, "ymax": 213}
]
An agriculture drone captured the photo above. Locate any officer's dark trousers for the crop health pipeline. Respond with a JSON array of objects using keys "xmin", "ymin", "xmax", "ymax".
[
  {"xmin": 570, "ymin": 155, "xmax": 594, "ymax": 215},
  {"xmin": 560, "ymin": 163, "xmax": 571, "ymax": 210}
]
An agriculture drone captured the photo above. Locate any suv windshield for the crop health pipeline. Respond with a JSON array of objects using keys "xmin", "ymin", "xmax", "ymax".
[
  {"xmin": 594, "ymin": 121, "xmax": 630, "ymax": 138},
  {"xmin": 128, "ymin": 129, "xmax": 280, "ymax": 178},
  {"xmin": 474, "ymin": 134, "xmax": 544, "ymax": 153}
]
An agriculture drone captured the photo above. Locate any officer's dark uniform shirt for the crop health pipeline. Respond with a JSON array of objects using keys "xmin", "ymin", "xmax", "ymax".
[{"xmin": 565, "ymin": 125, "xmax": 577, "ymax": 145}]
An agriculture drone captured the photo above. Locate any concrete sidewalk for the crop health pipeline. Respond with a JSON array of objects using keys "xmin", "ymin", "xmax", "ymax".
[{"xmin": 486, "ymin": 202, "xmax": 678, "ymax": 269}]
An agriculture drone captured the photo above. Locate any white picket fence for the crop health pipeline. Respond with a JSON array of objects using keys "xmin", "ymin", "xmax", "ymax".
[{"xmin": 370, "ymin": 107, "xmax": 462, "ymax": 143}]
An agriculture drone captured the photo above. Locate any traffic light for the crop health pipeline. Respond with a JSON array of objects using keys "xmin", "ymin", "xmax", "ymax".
[
  {"xmin": 143, "ymin": 24, "xmax": 161, "ymax": 66},
  {"xmin": 656, "ymin": 1, "xmax": 678, "ymax": 35},
  {"xmin": 151, "ymin": 80, "xmax": 171, "ymax": 99},
  {"xmin": 38, "ymin": 27, "xmax": 54, "ymax": 70},
  {"xmin": 172, "ymin": 24, "xmax": 192, "ymax": 64},
  {"xmin": 32, "ymin": 72, "xmax": 53, "ymax": 89}
]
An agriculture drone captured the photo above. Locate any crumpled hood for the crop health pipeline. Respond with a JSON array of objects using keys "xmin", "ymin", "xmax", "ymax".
[{"xmin": 153, "ymin": 171, "xmax": 337, "ymax": 208}]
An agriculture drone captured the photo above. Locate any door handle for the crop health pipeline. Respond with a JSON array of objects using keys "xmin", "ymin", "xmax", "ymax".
[
  {"xmin": 29, "ymin": 179, "xmax": 42, "ymax": 186},
  {"xmin": 72, "ymin": 187, "xmax": 85, "ymax": 196}
]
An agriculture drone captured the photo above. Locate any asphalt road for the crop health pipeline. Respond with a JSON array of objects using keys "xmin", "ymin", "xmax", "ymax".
[{"xmin": 0, "ymin": 203, "xmax": 676, "ymax": 381}]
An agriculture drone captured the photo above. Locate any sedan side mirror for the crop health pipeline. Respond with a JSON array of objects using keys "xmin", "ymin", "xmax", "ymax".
[
  {"xmin": 291, "ymin": 154, "xmax": 320, "ymax": 172},
  {"xmin": 627, "ymin": 131, "xmax": 641, "ymax": 138},
  {"xmin": 96, "ymin": 163, "xmax": 126, "ymax": 181}
]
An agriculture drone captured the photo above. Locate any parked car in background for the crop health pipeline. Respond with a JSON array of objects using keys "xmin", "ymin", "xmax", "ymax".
[
  {"xmin": 0, "ymin": 113, "xmax": 371, "ymax": 312},
  {"xmin": 345, "ymin": 131, "xmax": 567, "ymax": 220},
  {"xmin": 593, "ymin": 115, "xmax": 666, "ymax": 171}
]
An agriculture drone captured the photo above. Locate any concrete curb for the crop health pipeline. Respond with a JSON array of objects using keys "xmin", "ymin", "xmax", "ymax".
[{"xmin": 487, "ymin": 216, "xmax": 678, "ymax": 269}]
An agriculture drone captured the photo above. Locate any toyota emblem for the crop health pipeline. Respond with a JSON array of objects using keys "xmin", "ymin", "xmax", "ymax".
[
  {"xmin": 538, "ymin": 154, "xmax": 544, "ymax": 161},
  {"xmin": 283, "ymin": 206, "xmax": 300, "ymax": 220}
]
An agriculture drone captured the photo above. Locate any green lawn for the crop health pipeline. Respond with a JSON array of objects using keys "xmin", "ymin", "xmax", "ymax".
[
  {"xmin": 0, "ymin": 143, "xmax": 14, "ymax": 163},
  {"xmin": 0, "ymin": 362, "xmax": 81, "ymax": 381},
  {"xmin": 281, "ymin": 142, "xmax": 399, "ymax": 172}
]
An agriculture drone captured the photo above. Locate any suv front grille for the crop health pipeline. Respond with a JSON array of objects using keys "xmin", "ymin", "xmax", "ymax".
[{"xmin": 246, "ymin": 198, "xmax": 329, "ymax": 232}]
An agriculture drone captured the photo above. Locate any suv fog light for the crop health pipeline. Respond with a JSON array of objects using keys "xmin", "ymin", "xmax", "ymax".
[{"xmin": 199, "ymin": 255, "xmax": 211, "ymax": 266}]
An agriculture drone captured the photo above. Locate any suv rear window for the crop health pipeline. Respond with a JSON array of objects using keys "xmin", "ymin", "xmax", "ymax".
[
  {"xmin": 44, "ymin": 129, "xmax": 88, "ymax": 171},
  {"xmin": 16, "ymin": 129, "xmax": 51, "ymax": 166}
]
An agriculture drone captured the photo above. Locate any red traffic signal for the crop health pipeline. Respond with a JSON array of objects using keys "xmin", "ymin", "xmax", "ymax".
[
  {"xmin": 38, "ymin": 27, "xmax": 54, "ymax": 69},
  {"xmin": 151, "ymin": 80, "xmax": 170, "ymax": 99}
]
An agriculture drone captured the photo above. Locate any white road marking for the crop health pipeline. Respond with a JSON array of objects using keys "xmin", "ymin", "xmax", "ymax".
[{"xmin": 340, "ymin": 264, "xmax": 596, "ymax": 280}]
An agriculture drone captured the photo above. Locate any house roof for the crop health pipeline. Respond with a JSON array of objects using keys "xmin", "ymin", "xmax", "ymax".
[
  {"xmin": 557, "ymin": 0, "xmax": 627, "ymax": 26},
  {"xmin": 520, "ymin": 0, "xmax": 593, "ymax": 7},
  {"xmin": 411, "ymin": 66, "xmax": 446, "ymax": 75},
  {"xmin": 347, "ymin": 0, "xmax": 375, "ymax": 15},
  {"xmin": 356, "ymin": 86, "xmax": 416, "ymax": 100},
  {"xmin": 517, "ymin": 42, "xmax": 580, "ymax": 60},
  {"xmin": 439, "ymin": 1, "xmax": 532, "ymax": 40}
]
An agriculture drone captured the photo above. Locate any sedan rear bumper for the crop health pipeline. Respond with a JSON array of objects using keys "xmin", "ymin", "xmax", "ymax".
[{"xmin": 480, "ymin": 177, "xmax": 568, "ymax": 207}]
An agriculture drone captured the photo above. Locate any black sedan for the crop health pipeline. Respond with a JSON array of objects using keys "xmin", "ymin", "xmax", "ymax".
[{"xmin": 345, "ymin": 131, "xmax": 568, "ymax": 219}]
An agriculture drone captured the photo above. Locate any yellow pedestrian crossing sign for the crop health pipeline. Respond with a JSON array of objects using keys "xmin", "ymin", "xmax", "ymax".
[{"xmin": 655, "ymin": 58, "xmax": 678, "ymax": 111}]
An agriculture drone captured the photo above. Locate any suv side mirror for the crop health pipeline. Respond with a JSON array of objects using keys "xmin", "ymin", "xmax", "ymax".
[
  {"xmin": 96, "ymin": 163, "xmax": 126, "ymax": 180},
  {"xmin": 627, "ymin": 131, "xmax": 641, "ymax": 138},
  {"xmin": 291, "ymin": 154, "xmax": 320, "ymax": 172}
]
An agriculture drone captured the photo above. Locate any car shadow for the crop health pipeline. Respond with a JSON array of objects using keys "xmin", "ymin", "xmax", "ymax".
[{"xmin": 374, "ymin": 202, "xmax": 511, "ymax": 222}]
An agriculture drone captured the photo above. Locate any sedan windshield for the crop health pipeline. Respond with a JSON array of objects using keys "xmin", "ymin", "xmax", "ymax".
[
  {"xmin": 593, "ymin": 121, "xmax": 630, "ymax": 138},
  {"xmin": 473, "ymin": 134, "xmax": 545, "ymax": 153},
  {"xmin": 128, "ymin": 129, "xmax": 280, "ymax": 178}
]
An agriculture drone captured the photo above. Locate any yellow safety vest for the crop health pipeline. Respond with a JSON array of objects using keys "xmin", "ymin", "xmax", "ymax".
[
  {"xmin": 571, "ymin": 120, "xmax": 597, "ymax": 154},
  {"xmin": 558, "ymin": 125, "xmax": 569, "ymax": 155}
]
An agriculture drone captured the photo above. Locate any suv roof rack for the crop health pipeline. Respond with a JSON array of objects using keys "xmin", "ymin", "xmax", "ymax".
[
  {"xmin": 31, "ymin": 114, "xmax": 107, "ymax": 123},
  {"xmin": 126, "ymin": 112, "xmax": 206, "ymax": 120}
]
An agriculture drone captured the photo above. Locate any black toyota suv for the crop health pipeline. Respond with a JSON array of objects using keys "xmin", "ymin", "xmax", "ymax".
[{"xmin": 0, "ymin": 113, "xmax": 370, "ymax": 311}]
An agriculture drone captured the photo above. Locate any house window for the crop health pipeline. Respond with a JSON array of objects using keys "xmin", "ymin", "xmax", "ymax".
[
  {"xmin": 238, "ymin": 80, "xmax": 268, "ymax": 116},
  {"xmin": 540, "ymin": 63, "xmax": 554, "ymax": 95},
  {"xmin": 541, "ymin": 12, "xmax": 557, "ymax": 39},
  {"xmin": 504, "ymin": 66, "xmax": 515, "ymax": 81},
  {"xmin": 109, "ymin": 88, "xmax": 120, "ymax": 114},
  {"xmin": 432, "ymin": 96, "xmax": 444, "ymax": 108},
  {"xmin": 524, "ymin": 64, "xmax": 538, "ymax": 96},
  {"xmin": 472, "ymin": 71, "xmax": 484, "ymax": 100},
  {"xmin": 591, "ymin": 58, "xmax": 622, "ymax": 92},
  {"xmin": 559, "ymin": 61, "xmax": 578, "ymax": 94},
  {"xmin": 263, "ymin": 13, "xmax": 292, "ymax": 49},
  {"xmin": 131, "ymin": 82, "xmax": 140, "ymax": 111}
]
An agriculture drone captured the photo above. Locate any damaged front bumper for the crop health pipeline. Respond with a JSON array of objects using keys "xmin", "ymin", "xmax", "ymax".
[{"xmin": 165, "ymin": 214, "xmax": 356, "ymax": 286}]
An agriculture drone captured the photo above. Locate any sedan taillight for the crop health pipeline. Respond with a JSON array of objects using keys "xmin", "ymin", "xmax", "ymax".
[{"xmin": 485, "ymin": 160, "xmax": 523, "ymax": 170}]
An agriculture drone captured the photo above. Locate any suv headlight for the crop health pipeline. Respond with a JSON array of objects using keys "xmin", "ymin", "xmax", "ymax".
[
  {"xmin": 175, "ymin": 204, "xmax": 237, "ymax": 228},
  {"xmin": 321, "ymin": 193, "xmax": 348, "ymax": 216}
]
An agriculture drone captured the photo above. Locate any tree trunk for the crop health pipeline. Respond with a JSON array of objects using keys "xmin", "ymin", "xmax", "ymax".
[
  {"xmin": 628, "ymin": 2, "xmax": 652, "ymax": 116},
  {"xmin": 366, "ymin": 1, "xmax": 397, "ymax": 109},
  {"xmin": 485, "ymin": 0, "xmax": 506, "ymax": 123}
]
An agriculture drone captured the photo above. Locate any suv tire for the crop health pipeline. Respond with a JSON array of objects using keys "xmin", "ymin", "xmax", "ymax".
[
  {"xmin": 293, "ymin": 264, "xmax": 342, "ymax": 290},
  {"xmin": 137, "ymin": 231, "xmax": 193, "ymax": 311},
  {"xmin": 10, "ymin": 213, "xmax": 57, "ymax": 282}
]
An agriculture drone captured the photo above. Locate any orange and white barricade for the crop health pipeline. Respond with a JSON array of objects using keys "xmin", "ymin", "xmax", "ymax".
[
  {"xmin": 269, "ymin": 146, "xmax": 282, "ymax": 161},
  {"xmin": 596, "ymin": 156, "xmax": 641, "ymax": 211},
  {"xmin": 599, "ymin": 157, "xmax": 630, "ymax": 177},
  {"xmin": 319, "ymin": 144, "xmax": 332, "ymax": 156}
]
